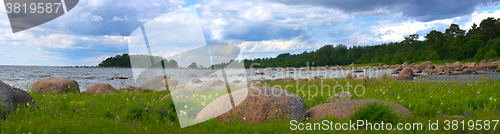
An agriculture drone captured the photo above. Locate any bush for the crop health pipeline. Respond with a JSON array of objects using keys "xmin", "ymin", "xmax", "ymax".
[
  {"xmin": 485, "ymin": 49, "xmax": 498, "ymax": 59},
  {"xmin": 474, "ymin": 48, "xmax": 487, "ymax": 62},
  {"xmin": 426, "ymin": 50, "xmax": 440, "ymax": 61},
  {"xmin": 350, "ymin": 102, "xmax": 399, "ymax": 126}
]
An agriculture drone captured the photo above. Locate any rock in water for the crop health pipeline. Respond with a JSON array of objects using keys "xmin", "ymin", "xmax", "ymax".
[
  {"xmin": 305, "ymin": 99, "xmax": 412, "ymax": 120},
  {"xmin": 282, "ymin": 76, "xmax": 294, "ymax": 81},
  {"xmin": 417, "ymin": 61, "xmax": 433, "ymax": 70},
  {"xmin": 392, "ymin": 67, "xmax": 403, "ymax": 74},
  {"xmin": 114, "ymin": 77, "xmax": 128, "ymax": 79},
  {"xmin": 192, "ymin": 79, "xmax": 202, "ymax": 83},
  {"xmin": 32, "ymin": 78, "xmax": 80, "ymax": 94},
  {"xmin": 194, "ymin": 87, "xmax": 306, "ymax": 124},
  {"xmin": 162, "ymin": 79, "xmax": 179, "ymax": 87},
  {"xmin": 232, "ymin": 80, "xmax": 242, "ymax": 84},
  {"xmin": 462, "ymin": 68, "xmax": 478, "ymax": 75},
  {"xmin": 139, "ymin": 77, "xmax": 166, "ymax": 91},
  {"xmin": 342, "ymin": 72, "xmax": 356, "ymax": 79},
  {"xmin": 1, "ymin": 80, "xmax": 37, "ymax": 118},
  {"xmin": 206, "ymin": 73, "xmax": 217, "ymax": 77},
  {"xmin": 395, "ymin": 67, "xmax": 414, "ymax": 80},
  {"xmin": 200, "ymin": 79, "xmax": 225, "ymax": 90},
  {"xmin": 85, "ymin": 83, "xmax": 117, "ymax": 93},
  {"xmin": 190, "ymin": 74, "xmax": 197, "ymax": 77}
]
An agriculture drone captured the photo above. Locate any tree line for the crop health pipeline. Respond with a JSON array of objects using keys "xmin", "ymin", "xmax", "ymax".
[
  {"xmin": 243, "ymin": 17, "xmax": 500, "ymax": 68},
  {"xmin": 98, "ymin": 54, "xmax": 178, "ymax": 68}
]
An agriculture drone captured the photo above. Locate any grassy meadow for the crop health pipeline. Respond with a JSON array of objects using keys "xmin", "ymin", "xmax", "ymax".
[{"xmin": 1, "ymin": 78, "xmax": 499, "ymax": 133}]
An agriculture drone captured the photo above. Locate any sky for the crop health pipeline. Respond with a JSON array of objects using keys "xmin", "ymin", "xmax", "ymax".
[{"xmin": 1, "ymin": 0, "xmax": 500, "ymax": 66}]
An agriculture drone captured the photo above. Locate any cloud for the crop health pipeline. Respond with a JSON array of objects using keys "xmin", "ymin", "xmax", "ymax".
[
  {"xmin": 271, "ymin": 0, "xmax": 500, "ymax": 21},
  {"xmin": 80, "ymin": 55, "xmax": 112, "ymax": 65},
  {"xmin": 238, "ymin": 37, "xmax": 311, "ymax": 53},
  {"xmin": 109, "ymin": 16, "xmax": 130, "ymax": 21}
]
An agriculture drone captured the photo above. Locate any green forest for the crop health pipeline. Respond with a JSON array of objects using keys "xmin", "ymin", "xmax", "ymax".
[
  {"xmin": 99, "ymin": 17, "xmax": 500, "ymax": 68},
  {"xmin": 242, "ymin": 17, "xmax": 500, "ymax": 68},
  {"xmin": 98, "ymin": 54, "xmax": 178, "ymax": 68}
]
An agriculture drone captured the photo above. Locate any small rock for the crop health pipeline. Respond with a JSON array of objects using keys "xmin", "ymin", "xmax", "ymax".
[
  {"xmin": 353, "ymin": 70, "xmax": 364, "ymax": 73},
  {"xmin": 200, "ymin": 79, "xmax": 224, "ymax": 89},
  {"xmin": 190, "ymin": 74, "xmax": 197, "ymax": 77},
  {"xmin": 232, "ymin": 80, "xmax": 242, "ymax": 84},
  {"xmin": 192, "ymin": 79, "xmax": 202, "ymax": 83},
  {"xmin": 114, "ymin": 77, "xmax": 128, "ymax": 79},
  {"xmin": 83, "ymin": 77, "xmax": 93, "ymax": 79},
  {"xmin": 206, "ymin": 73, "xmax": 217, "ymax": 77}
]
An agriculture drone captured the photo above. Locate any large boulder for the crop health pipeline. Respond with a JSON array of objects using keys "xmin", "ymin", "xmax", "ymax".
[
  {"xmin": 162, "ymin": 79, "xmax": 178, "ymax": 87},
  {"xmin": 1, "ymin": 80, "xmax": 37, "ymax": 117},
  {"xmin": 85, "ymin": 83, "xmax": 117, "ymax": 93},
  {"xmin": 194, "ymin": 87, "xmax": 306, "ymax": 123},
  {"xmin": 32, "ymin": 78, "xmax": 80, "ymax": 94},
  {"xmin": 395, "ymin": 67, "xmax": 414, "ymax": 80},
  {"xmin": 462, "ymin": 68, "xmax": 478, "ymax": 75},
  {"xmin": 417, "ymin": 61, "xmax": 433, "ymax": 70},
  {"xmin": 138, "ymin": 78, "xmax": 166, "ymax": 90},
  {"xmin": 200, "ymin": 79, "xmax": 224, "ymax": 89},
  {"xmin": 305, "ymin": 99, "xmax": 412, "ymax": 120}
]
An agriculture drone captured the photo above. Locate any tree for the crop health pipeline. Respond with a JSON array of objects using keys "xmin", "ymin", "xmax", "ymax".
[
  {"xmin": 425, "ymin": 30, "xmax": 445, "ymax": 48},
  {"xmin": 445, "ymin": 24, "xmax": 465, "ymax": 44},
  {"xmin": 403, "ymin": 34, "xmax": 419, "ymax": 45},
  {"xmin": 188, "ymin": 62, "xmax": 198, "ymax": 68},
  {"xmin": 449, "ymin": 36, "xmax": 465, "ymax": 60},
  {"xmin": 479, "ymin": 17, "xmax": 500, "ymax": 44},
  {"xmin": 167, "ymin": 59, "xmax": 178, "ymax": 68},
  {"xmin": 465, "ymin": 35, "xmax": 484, "ymax": 58},
  {"xmin": 426, "ymin": 50, "xmax": 440, "ymax": 61},
  {"xmin": 474, "ymin": 48, "xmax": 487, "ymax": 62},
  {"xmin": 432, "ymin": 39, "xmax": 447, "ymax": 59},
  {"xmin": 485, "ymin": 49, "xmax": 498, "ymax": 59}
]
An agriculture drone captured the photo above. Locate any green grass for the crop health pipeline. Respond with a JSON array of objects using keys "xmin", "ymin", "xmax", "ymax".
[{"xmin": 2, "ymin": 78, "xmax": 500, "ymax": 133}]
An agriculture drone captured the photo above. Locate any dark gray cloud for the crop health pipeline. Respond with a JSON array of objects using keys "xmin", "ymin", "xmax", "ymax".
[
  {"xmin": 36, "ymin": 0, "xmax": 182, "ymax": 36},
  {"xmin": 271, "ymin": 0, "xmax": 500, "ymax": 21}
]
